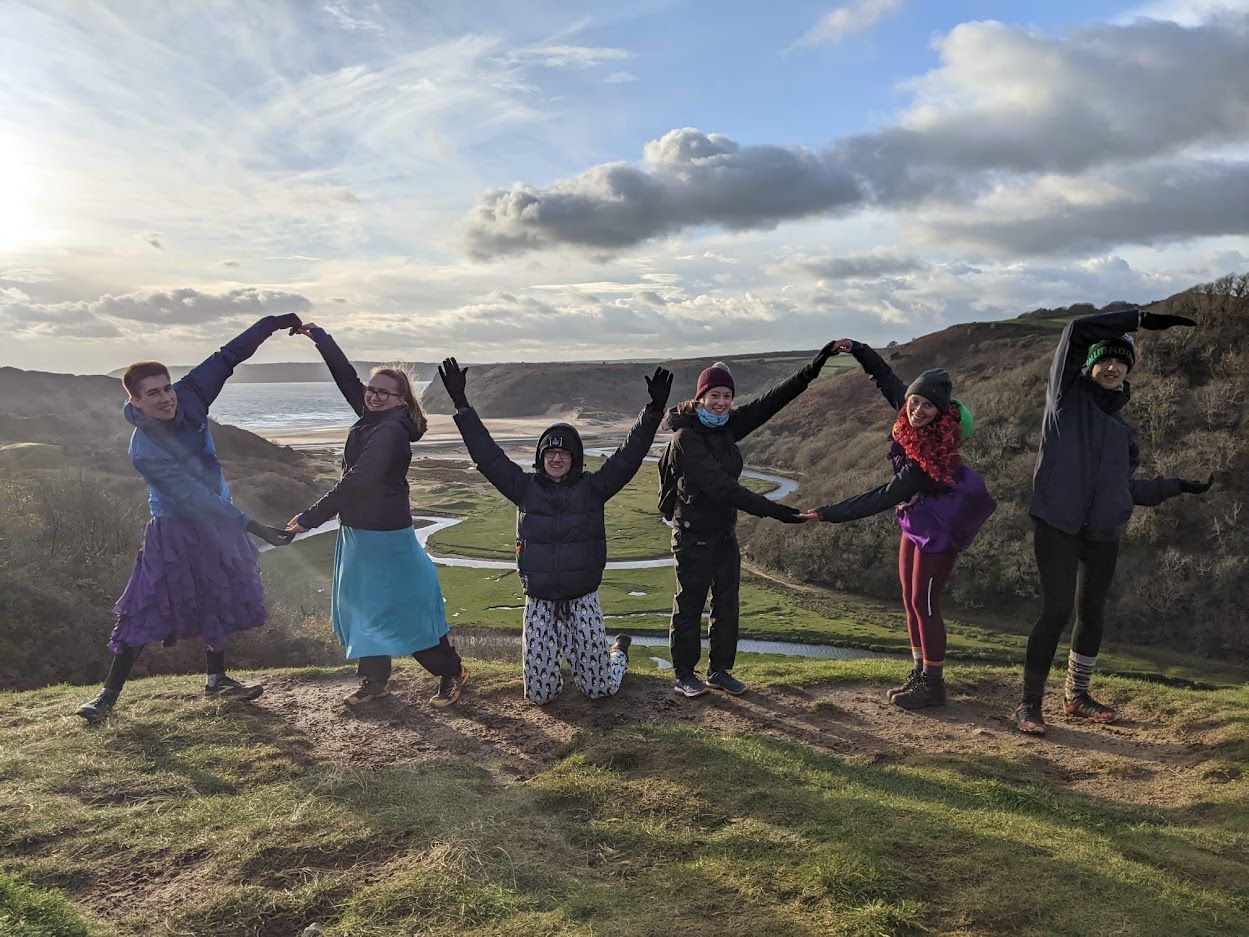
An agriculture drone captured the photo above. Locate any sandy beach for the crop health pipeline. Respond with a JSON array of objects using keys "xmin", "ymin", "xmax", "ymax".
[{"xmin": 260, "ymin": 413, "xmax": 644, "ymax": 452}]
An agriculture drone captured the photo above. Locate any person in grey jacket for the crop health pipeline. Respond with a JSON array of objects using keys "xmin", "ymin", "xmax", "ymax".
[
  {"xmin": 1016, "ymin": 307, "xmax": 1214, "ymax": 735},
  {"xmin": 439, "ymin": 357, "xmax": 672, "ymax": 705}
]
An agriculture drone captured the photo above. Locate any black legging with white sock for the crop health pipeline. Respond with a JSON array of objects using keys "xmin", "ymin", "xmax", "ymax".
[{"xmin": 1023, "ymin": 519, "xmax": 1119, "ymax": 698}]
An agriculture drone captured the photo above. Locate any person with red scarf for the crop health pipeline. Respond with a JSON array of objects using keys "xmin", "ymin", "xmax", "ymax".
[{"xmin": 802, "ymin": 339, "xmax": 995, "ymax": 710}]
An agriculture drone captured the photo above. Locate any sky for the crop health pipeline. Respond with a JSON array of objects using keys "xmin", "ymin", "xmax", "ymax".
[{"xmin": 2, "ymin": 0, "xmax": 1248, "ymax": 373}]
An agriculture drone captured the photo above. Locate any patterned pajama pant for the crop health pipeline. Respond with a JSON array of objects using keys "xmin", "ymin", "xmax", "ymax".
[{"xmin": 523, "ymin": 592, "xmax": 628, "ymax": 705}]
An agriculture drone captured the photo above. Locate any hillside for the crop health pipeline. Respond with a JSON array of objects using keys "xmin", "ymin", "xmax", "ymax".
[
  {"xmin": 737, "ymin": 275, "xmax": 1249, "ymax": 658},
  {"xmin": 418, "ymin": 349, "xmax": 834, "ymax": 418},
  {"xmin": 0, "ymin": 368, "xmax": 330, "ymax": 691},
  {"xmin": 1, "ymin": 659, "xmax": 1246, "ymax": 935}
]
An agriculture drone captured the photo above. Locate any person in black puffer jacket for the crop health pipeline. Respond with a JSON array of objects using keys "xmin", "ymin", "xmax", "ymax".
[
  {"xmin": 285, "ymin": 325, "xmax": 467, "ymax": 710},
  {"xmin": 661, "ymin": 346, "xmax": 835, "ymax": 699},
  {"xmin": 440, "ymin": 357, "xmax": 673, "ymax": 705},
  {"xmin": 1015, "ymin": 308, "xmax": 1215, "ymax": 736}
]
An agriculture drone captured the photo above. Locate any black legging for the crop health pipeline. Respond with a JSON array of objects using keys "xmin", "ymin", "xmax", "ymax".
[
  {"xmin": 1024, "ymin": 519, "xmax": 1120, "ymax": 681},
  {"xmin": 104, "ymin": 646, "xmax": 228, "ymax": 693},
  {"xmin": 357, "ymin": 635, "xmax": 462, "ymax": 684}
]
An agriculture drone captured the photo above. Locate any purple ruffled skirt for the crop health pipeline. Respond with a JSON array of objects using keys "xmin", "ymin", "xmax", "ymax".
[{"xmin": 108, "ymin": 515, "xmax": 267, "ymax": 653}]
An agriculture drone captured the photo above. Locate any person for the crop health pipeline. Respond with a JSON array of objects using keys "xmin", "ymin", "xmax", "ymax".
[
  {"xmin": 661, "ymin": 348, "xmax": 836, "ymax": 698},
  {"xmin": 284, "ymin": 325, "xmax": 467, "ymax": 708},
  {"xmin": 75, "ymin": 314, "xmax": 302, "ymax": 722},
  {"xmin": 800, "ymin": 339, "xmax": 996, "ymax": 709},
  {"xmin": 439, "ymin": 357, "xmax": 672, "ymax": 706},
  {"xmin": 1016, "ymin": 307, "xmax": 1214, "ymax": 735}
]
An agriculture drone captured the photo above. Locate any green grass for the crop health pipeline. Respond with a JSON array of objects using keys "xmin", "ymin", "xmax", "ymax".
[
  {"xmin": 421, "ymin": 456, "xmax": 774, "ymax": 561},
  {"xmin": 1, "ymin": 662, "xmax": 1246, "ymax": 935}
]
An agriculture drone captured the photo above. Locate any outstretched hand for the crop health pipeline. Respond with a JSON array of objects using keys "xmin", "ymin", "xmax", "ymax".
[
  {"xmin": 246, "ymin": 519, "xmax": 295, "ymax": 547},
  {"xmin": 810, "ymin": 340, "xmax": 841, "ymax": 375},
  {"xmin": 439, "ymin": 357, "xmax": 470, "ymax": 410},
  {"xmin": 272, "ymin": 313, "xmax": 303, "ymax": 334},
  {"xmin": 645, "ymin": 366, "xmax": 674, "ymax": 410},
  {"xmin": 1179, "ymin": 474, "xmax": 1214, "ymax": 495},
  {"xmin": 769, "ymin": 502, "xmax": 807, "ymax": 524},
  {"xmin": 799, "ymin": 509, "xmax": 823, "ymax": 523},
  {"xmin": 1141, "ymin": 312, "xmax": 1197, "ymax": 331}
]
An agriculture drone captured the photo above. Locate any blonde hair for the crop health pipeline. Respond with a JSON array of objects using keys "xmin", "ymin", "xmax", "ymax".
[{"xmin": 371, "ymin": 365, "xmax": 427, "ymax": 437}]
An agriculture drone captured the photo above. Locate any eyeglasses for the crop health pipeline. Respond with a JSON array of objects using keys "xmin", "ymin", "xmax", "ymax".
[{"xmin": 364, "ymin": 386, "xmax": 401, "ymax": 400}]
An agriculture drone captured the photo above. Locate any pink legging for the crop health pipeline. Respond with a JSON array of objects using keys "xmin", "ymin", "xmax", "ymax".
[{"xmin": 898, "ymin": 534, "xmax": 958, "ymax": 669}]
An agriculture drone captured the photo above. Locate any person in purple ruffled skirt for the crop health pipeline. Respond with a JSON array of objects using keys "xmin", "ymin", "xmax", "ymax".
[{"xmin": 75, "ymin": 315, "xmax": 303, "ymax": 722}]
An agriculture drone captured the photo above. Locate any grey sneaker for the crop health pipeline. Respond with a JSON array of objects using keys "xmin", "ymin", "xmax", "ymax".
[
  {"xmin": 205, "ymin": 675, "xmax": 264, "ymax": 701},
  {"xmin": 610, "ymin": 634, "xmax": 632, "ymax": 659},
  {"xmin": 706, "ymin": 670, "xmax": 747, "ymax": 695},
  {"xmin": 673, "ymin": 674, "xmax": 710, "ymax": 698}
]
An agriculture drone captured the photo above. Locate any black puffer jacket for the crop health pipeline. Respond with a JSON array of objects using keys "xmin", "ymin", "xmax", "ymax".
[
  {"xmin": 455, "ymin": 405, "xmax": 663, "ymax": 600},
  {"xmin": 300, "ymin": 328, "xmax": 422, "ymax": 531},
  {"xmin": 1029, "ymin": 309, "xmax": 1183, "ymax": 542},
  {"xmin": 665, "ymin": 367, "xmax": 815, "ymax": 533}
]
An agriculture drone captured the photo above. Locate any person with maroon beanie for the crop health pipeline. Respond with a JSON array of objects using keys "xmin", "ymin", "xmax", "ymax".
[
  {"xmin": 660, "ymin": 346, "xmax": 835, "ymax": 698},
  {"xmin": 801, "ymin": 339, "xmax": 995, "ymax": 709}
]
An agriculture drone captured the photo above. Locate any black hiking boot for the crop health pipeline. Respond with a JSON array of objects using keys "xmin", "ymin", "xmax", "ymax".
[
  {"xmin": 1015, "ymin": 698, "xmax": 1046, "ymax": 736},
  {"xmin": 886, "ymin": 667, "xmax": 922, "ymax": 701},
  {"xmin": 610, "ymin": 634, "xmax": 632, "ymax": 659},
  {"xmin": 892, "ymin": 673, "xmax": 946, "ymax": 710},
  {"xmin": 204, "ymin": 675, "xmax": 264, "ymax": 701},
  {"xmin": 431, "ymin": 666, "xmax": 470, "ymax": 708},
  {"xmin": 76, "ymin": 689, "xmax": 118, "ymax": 723},
  {"xmin": 673, "ymin": 674, "xmax": 710, "ymax": 698},
  {"xmin": 1063, "ymin": 691, "xmax": 1118, "ymax": 724},
  {"xmin": 706, "ymin": 670, "xmax": 747, "ymax": 695},
  {"xmin": 343, "ymin": 679, "xmax": 390, "ymax": 707}
]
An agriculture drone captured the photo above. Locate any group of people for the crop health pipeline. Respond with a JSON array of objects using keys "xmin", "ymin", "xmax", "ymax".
[{"xmin": 76, "ymin": 307, "xmax": 1214, "ymax": 737}]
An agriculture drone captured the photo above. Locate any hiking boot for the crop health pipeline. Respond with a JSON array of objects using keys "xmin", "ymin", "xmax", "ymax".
[
  {"xmin": 204, "ymin": 675, "xmax": 264, "ymax": 701},
  {"xmin": 673, "ymin": 674, "xmax": 709, "ymax": 698},
  {"xmin": 886, "ymin": 667, "xmax": 922, "ymax": 701},
  {"xmin": 706, "ymin": 670, "xmax": 747, "ymax": 695},
  {"xmin": 76, "ymin": 689, "xmax": 118, "ymax": 722},
  {"xmin": 431, "ymin": 666, "xmax": 470, "ymax": 708},
  {"xmin": 610, "ymin": 634, "xmax": 632, "ymax": 659},
  {"xmin": 343, "ymin": 679, "xmax": 390, "ymax": 707},
  {"xmin": 892, "ymin": 673, "xmax": 946, "ymax": 710},
  {"xmin": 1015, "ymin": 698, "xmax": 1047, "ymax": 736},
  {"xmin": 1063, "ymin": 691, "xmax": 1118, "ymax": 724}
]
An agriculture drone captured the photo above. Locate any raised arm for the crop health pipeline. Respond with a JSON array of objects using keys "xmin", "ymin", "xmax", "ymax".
[
  {"xmin": 180, "ymin": 314, "xmax": 303, "ymax": 408},
  {"xmin": 730, "ymin": 341, "xmax": 839, "ymax": 440},
  {"xmin": 298, "ymin": 422, "xmax": 408, "ymax": 529},
  {"xmin": 847, "ymin": 340, "xmax": 907, "ymax": 411},
  {"xmin": 1126, "ymin": 436, "xmax": 1209, "ymax": 507},
  {"xmin": 674, "ymin": 431, "xmax": 803, "ymax": 523},
  {"xmin": 303, "ymin": 324, "xmax": 365, "ymax": 416},
  {"xmin": 589, "ymin": 367, "xmax": 671, "ymax": 501},
  {"xmin": 809, "ymin": 463, "xmax": 941, "ymax": 523},
  {"xmin": 439, "ymin": 357, "xmax": 529, "ymax": 506}
]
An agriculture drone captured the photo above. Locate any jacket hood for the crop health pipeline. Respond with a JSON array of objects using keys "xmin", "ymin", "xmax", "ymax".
[
  {"xmin": 363, "ymin": 404, "xmax": 422, "ymax": 442},
  {"xmin": 534, "ymin": 421, "xmax": 584, "ymax": 480}
]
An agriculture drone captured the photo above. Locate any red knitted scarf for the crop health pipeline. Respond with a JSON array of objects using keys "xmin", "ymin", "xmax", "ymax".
[{"xmin": 891, "ymin": 406, "xmax": 962, "ymax": 487}]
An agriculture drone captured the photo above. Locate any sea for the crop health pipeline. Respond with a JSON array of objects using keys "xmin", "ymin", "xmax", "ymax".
[{"xmin": 211, "ymin": 381, "xmax": 432, "ymax": 432}]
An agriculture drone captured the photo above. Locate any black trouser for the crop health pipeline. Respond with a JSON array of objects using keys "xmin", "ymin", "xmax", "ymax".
[
  {"xmin": 1024, "ymin": 519, "xmax": 1119, "ymax": 688},
  {"xmin": 669, "ymin": 528, "xmax": 740, "ymax": 679},
  {"xmin": 103, "ymin": 646, "xmax": 227, "ymax": 693},
  {"xmin": 357, "ymin": 636, "xmax": 462, "ymax": 684}
]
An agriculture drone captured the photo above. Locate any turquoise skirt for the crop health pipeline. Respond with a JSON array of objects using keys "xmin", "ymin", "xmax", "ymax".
[{"xmin": 331, "ymin": 525, "xmax": 449, "ymax": 659}]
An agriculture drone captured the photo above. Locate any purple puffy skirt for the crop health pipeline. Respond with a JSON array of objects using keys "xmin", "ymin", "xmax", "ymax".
[{"xmin": 108, "ymin": 515, "xmax": 267, "ymax": 654}]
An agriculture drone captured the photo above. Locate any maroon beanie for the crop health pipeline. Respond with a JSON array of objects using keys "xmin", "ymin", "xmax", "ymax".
[{"xmin": 696, "ymin": 362, "xmax": 735, "ymax": 400}]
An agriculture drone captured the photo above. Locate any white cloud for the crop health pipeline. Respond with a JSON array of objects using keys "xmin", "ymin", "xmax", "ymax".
[
  {"xmin": 793, "ymin": 0, "xmax": 904, "ymax": 48},
  {"xmin": 604, "ymin": 71, "xmax": 639, "ymax": 83}
]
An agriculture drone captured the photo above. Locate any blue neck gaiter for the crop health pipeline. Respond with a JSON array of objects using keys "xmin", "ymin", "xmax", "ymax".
[{"xmin": 696, "ymin": 405, "xmax": 730, "ymax": 428}]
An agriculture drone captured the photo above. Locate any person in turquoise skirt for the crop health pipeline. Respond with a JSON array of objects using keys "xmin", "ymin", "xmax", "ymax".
[{"xmin": 285, "ymin": 323, "xmax": 467, "ymax": 708}]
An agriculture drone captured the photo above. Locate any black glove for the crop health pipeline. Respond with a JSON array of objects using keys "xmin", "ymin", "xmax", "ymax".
[
  {"xmin": 1141, "ymin": 312, "xmax": 1197, "ymax": 331},
  {"xmin": 1179, "ymin": 474, "xmax": 1214, "ymax": 495},
  {"xmin": 810, "ymin": 340, "xmax": 840, "ymax": 376},
  {"xmin": 766, "ymin": 502, "xmax": 806, "ymax": 524},
  {"xmin": 438, "ymin": 357, "xmax": 470, "ymax": 410},
  {"xmin": 645, "ymin": 366, "xmax": 674, "ymax": 411},
  {"xmin": 271, "ymin": 313, "xmax": 303, "ymax": 333},
  {"xmin": 246, "ymin": 519, "xmax": 295, "ymax": 547}
]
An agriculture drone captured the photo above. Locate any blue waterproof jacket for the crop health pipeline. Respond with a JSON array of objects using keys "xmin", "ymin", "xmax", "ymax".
[
  {"xmin": 1029, "ymin": 309, "xmax": 1182, "ymax": 541},
  {"xmin": 124, "ymin": 318, "xmax": 283, "ymax": 527}
]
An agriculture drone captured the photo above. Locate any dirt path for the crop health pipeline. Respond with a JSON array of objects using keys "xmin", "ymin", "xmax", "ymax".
[{"xmin": 255, "ymin": 669, "xmax": 1219, "ymax": 808}]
